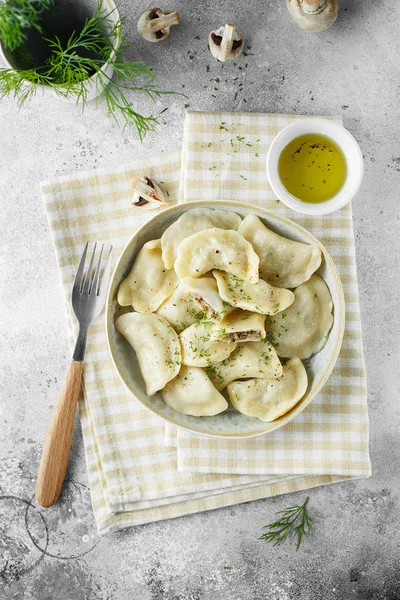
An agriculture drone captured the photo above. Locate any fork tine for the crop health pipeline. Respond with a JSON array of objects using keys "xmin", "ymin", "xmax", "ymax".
[
  {"xmin": 73, "ymin": 242, "xmax": 88, "ymax": 295},
  {"xmin": 90, "ymin": 244, "xmax": 104, "ymax": 295},
  {"xmin": 82, "ymin": 243, "xmax": 97, "ymax": 295},
  {"xmin": 98, "ymin": 246, "xmax": 113, "ymax": 298}
]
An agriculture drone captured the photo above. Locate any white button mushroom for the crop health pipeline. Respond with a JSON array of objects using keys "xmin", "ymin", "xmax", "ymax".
[
  {"xmin": 131, "ymin": 176, "xmax": 167, "ymax": 210},
  {"xmin": 137, "ymin": 8, "xmax": 179, "ymax": 42},
  {"xmin": 209, "ymin": 24, "xmax": 244, "ymax": 63},
  {"xmin": 286, "ymin": 0, "xmax": 338, "ymax": 32}
]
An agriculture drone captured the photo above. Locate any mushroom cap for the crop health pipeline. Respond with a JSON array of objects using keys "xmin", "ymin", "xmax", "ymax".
[{"xmin": 286, "ymin": 0, "xmax": 338, "ymax": 32}]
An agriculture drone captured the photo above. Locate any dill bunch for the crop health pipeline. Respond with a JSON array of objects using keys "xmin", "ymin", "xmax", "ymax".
[
  {"xmin": 0, "ymin": 0, "xmax": 55, "ymax": 51},
  {"xmin": 0, "ymin": 1, "xmax": 175, "ymax": 139},
  {"xmin": 259, "ymin": 497, "xmax": 314, "ymax": 551}
]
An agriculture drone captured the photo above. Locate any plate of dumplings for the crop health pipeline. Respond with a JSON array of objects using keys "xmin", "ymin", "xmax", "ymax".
[{"xmin": 106, "ymin": 202, "xmax": 345, "ymax": 438}]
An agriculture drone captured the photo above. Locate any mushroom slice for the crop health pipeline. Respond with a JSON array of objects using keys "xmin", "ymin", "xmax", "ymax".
[
  {"xmin": 157, "ymin": 276, "xmax": 233, "ymax": 332},
  {"xmin": 228, "ymin": 358, "xmax": 308, "ymax": 422},
  {"xmin": 265, "ymin": 275, "xmax": 333, "ymax": 359},
  {"xmin": 179, "ymin": 320, "xmax": 237, "ymax": 367},
  {"xmin": 238, "ymin": 215, "xmax": 322, "ymax": 289},
  {"xmin": 137, "ymin": 8, "xmax": 179, "ymax": 42},
  {"xmin": 174, "ymin": 228, "xmax": 259, "ymax": 283},
  {"xmin": 115, "ymin": 313, "xmax": 181, "ymax": 396},
  {"xmin": 161, "ymin": 208, "xmax": 242, "ymax": 269},
  {"xmin": 117, "ymin": 239, "xmax": 178, "ymax": 312},
  {"xmin": 163, "ymin": 366, "xmax": 228, "ymax": 416},
  {"xmin": 132, "ymin": 176, "xmax": 167, "ymax": 210},
  {"xmin": 209, "ymin": 24, "xmax": 244, "ymax": 62},
  {"xmin": 211, "ymin": 310, "xmax": 266, "ymax": 343},
  {"xmin": 213, "ymin": 270, "xmax": 295, "ymax": 315},
  {"xmin": 206, "ymin": 341, "xmax": 282, "ymax": 392}
]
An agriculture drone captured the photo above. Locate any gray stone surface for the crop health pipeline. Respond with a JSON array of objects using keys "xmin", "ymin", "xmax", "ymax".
[{"xmin": 1, "ymin": 0, "xmax": 400, "ymax": 598}]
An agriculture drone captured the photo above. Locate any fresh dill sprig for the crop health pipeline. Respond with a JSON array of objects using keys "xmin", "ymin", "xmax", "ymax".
[
  {"xmin": 0, "ymin": 1, "xmax": 177, "ymax": 139},
  {"xmin": 0, "ymin": 0, "xmax": 55, "ymax": 51},
  {"xmin": 259, "ymin": 497, "xmax": 314, "ymax": 551}
]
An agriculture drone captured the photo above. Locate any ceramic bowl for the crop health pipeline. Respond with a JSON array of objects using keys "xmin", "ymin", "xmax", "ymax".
[
  {"xmin": 266, "ymin": 118, "xmax": 364, "ymax": 215},
  {"xmin": 0, "ymin": 0, "xmax": 120, "ymax": 103},
  {"xmin": 106, "ymin": 201, "xmax": 345, "ymax": 438}
]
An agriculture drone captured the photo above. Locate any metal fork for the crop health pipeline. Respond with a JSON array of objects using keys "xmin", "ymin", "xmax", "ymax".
[{"xmin": 36, "ymin": 243, "xmax": 113, "ymax": 508}]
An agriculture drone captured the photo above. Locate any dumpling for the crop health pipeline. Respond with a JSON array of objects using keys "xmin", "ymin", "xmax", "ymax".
[
  {"xmin": 174, "ymin": 228, "xmax": 259, "ymax": 283},
  {"xmin": 161, "ymin": 208, "xmax": 242, "ymax": 269},
  {"xmin": 157, "ymin": 276, "xmax": 232, "ymax": 332},
  {"xmin": 213, "ymin": 270, "xmax": 295, "ymax": 315},
  {"xmin": 238, "ymin": 215, "xmax": 321, "ymax": 288},
  {"xmin": 227, "ymin": 358, "xmax": 308, "ymax": 422},
  {"xmin": 117, "ymin": 239, "xmax": 178, "ymax": 312},
  {"xmin": 265, "ymin": 275, "xmax": 333, "ymax": 359},
  {"xmin": 156, "ymin": 279, "xmax": 205, "ymax": 333},
  {"xmin": 115, "ymin": 313, "xmax": 181, "ymax": 395},
  {"xmin": 211, "ymin": 310, "xmax": 266, "ymax": 343},
  {"xmin": 206, "ymin": 341, "xmax": 282, "ymax": 391},
  {"xmin": 182, "ymin": 276, "xmax": 233, "ymax": 320},
  {"xmin": 162, "ymin": 366, "xmax": 228, "ymax": 416},
  {"xmin": 179, "ymin": 320, "xmax": 237, "ymax": 367}
]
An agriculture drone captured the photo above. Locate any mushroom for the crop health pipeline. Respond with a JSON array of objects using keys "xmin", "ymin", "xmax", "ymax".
[
  {"xmin": 286, "ymin": 0, "xmax": 338, "ymax": 32},
  {"xmin": 137, "ymin": 8, "xmax": 179, "ymax": 42},
  {"xmin": 209, "ymin": 24, "xmax": 244, "ymax": 63},
  {"xmin": 131, "ymin": 176, "xmax": 167, "ymax": 210}
]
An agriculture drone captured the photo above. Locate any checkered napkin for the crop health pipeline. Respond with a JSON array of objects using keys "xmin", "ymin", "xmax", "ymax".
[{"xmin": 41, "ymin": 111, "xmax": 371, "ymax": 535}]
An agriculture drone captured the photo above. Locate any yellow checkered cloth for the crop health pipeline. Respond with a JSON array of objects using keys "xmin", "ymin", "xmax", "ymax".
[{"xmin": 41, "ymin": 111, "xmax": 371, "ymax": 535}]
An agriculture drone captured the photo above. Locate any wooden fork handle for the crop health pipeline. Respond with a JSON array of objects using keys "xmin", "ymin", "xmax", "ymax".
[{"xmin": 36, "ymin": 361, "xmax": 84, "ymax": 508}]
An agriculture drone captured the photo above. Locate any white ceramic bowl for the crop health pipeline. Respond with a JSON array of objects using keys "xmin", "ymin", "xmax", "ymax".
[
  {"xmin": 106, "ymin": 201, "xmax": 345, "ymax": 439},
  {"xmin": 266, "ymin": 118, "xmax": 364, "ymax": 215},
  {"xmin": 0, "ymin": 0, "xmax": 120, "ymax": 103}
]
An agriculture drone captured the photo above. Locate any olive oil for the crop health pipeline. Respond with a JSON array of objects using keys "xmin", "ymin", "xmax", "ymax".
[{"xmin": 278, "ymin": 134, "xmax": 347, "ymax": 203}]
